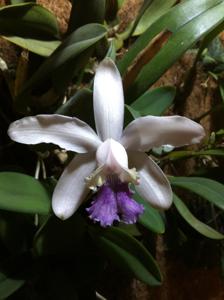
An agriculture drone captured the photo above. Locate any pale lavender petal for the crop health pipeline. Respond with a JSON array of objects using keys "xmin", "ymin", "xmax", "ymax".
[
  {"xmin": 52, "ymin": 152, "xmax": 96, "ymax": 220},
  {"xmin": 116, "ymin": 182, "xmax": 144, "ymax": 224},
  {"xmin": 128, "ymin": 151, "xmax": 172, "ymax": 209},
  {"xmin": 8, "ymin": 114, "xmax": 101, "ymax": 153},
  {"xmin": 93, "ymin": 58, "xmax": 124, "ymax": 141},
  {"xmin": 86, "ymin": 184, "xmax": 120, "ymax": 227},
  {"xmin": 121, "ymin": 116, "xmax": 205, "ymax": 152}
]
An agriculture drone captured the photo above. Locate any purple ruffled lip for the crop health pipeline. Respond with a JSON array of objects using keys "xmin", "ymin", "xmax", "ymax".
[{"xmin": 86, "ymin": 179, "xmax": 144, "ymax": 227}]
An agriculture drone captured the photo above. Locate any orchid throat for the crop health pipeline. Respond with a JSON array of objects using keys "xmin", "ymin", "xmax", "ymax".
[{"xmin": 85, "ymin": 138, "xmax": 143, "ymax": 227}]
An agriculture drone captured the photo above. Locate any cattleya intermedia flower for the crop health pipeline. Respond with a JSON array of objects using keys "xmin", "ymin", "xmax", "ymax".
[{"xmin": 8, "ymin": 58, "xmax": 205, "ymax": 227}]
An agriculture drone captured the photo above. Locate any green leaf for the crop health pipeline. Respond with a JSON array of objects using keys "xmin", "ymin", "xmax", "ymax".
[
  {"xmin": 56, "ymin": 88, "xmax": 94, "ymax": 127},
  {"xmin": 133, "ymin": 0, "xmax": 176, "ymax": 36},
  {"xmin": 56, "ymin": 88, "xmax": 92, "ymax": 114},
  {"xmin": 130, "ymin": 86, "xmax": 175, "ymax": 116},
  {"xmin": 51, "ymin": 47, "xmax": 93, "ymax": 93},
  {"xmin": 0, "ymin": 272, "xmax": 25, "ymax": 299},
  {"xmin": 170, "ymin": 176, "xmax": 224, "ymax": 211},
  {"xmin": 165, "ymin": 149, "xmax": 224, "ymax": 160},
  {"xmin": 173, "ymin": 193, "xmax": 224, "ymax": 239},
  {"xmin": 125, "ymin": 105, "xmax": 141, "ymax": 119},
  {"xmin": 0, "ymin": 3, "xmax": 59, "ymax": 38},
  {"xmin": 118, "ymin": 223, "xmax": 141, "ymax": 236},
  {"xmin": 89, "ymin": 226, "xmax": 162, "ymax": 286},
  {"xmin": 15, "ymin": 23, "xmax": 107, "ymax": 111},
  {"xmin": 68, "ymin": 0, "xmax": 106, "ymax": 33},
  {"xmin": 0, "ymin": 172, "xmax": 50, "ymax": 214},
  {"xmin": 126, "ymin": 0, "xmax": 153, "ymax": 38},
  {"xmin": 126, "ymin": 0, "xmax": 224, "ymax": 100},
  {"xmin": 3, "ymin": 36, "xmax": 60, "ymax": 57},
  {"xmin": 118, "ymin": 0, "xmax": 221, "ymax": 75},
  {"xmin": 134, "ymin": 192, "xmax": 165, "ymax": 234},
  {"xmin": 0, "ymin": 3, "xmax": 60, "ymax": 56}
]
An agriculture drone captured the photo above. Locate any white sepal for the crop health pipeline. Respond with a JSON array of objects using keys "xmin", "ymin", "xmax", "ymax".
[{"xmin": 93, "ymin": 58, "xmax": 124, "ymax": 141}]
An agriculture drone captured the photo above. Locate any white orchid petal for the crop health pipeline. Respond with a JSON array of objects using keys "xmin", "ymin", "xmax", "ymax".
[
  {"xmin": 121, "ymin": 116, "xmax": 205, "ymax": 152},
  {"xmin": 129, "ymin": 151, "xmax": 172, "ymax": 209},
  {"xmin": 8, "ymin": 114, "xmax": 101, "ymax": 153},
  {"xmin": 94, "ymin": 58, "xmax": 124, "ymax": 141},
  {"xmin": 52, "ymin": 152, "xmax": 96, "ymax": 220},
  {"xmin": 96, "ymin": 139, "xmax": 128, "ymax": 173}
]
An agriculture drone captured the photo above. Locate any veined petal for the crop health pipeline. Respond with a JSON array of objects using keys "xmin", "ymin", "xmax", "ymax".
[
  {"xmin": 93, "ymin": 58, "xmax": 124, "ymax": 141},
  {"xmin": 52, "ymin": 152, "xmax": 96, "ymax": 220},
  {"xmin": 8, "ymin": 114, "xmax": 101, "ymax": 153},
  {"xmin": 121, "ymin": 116, "xmax": 205, "ymax": 152},
  {"xmin": 128, "ymin": 151, "xmax": 172, "ymax": 209}
]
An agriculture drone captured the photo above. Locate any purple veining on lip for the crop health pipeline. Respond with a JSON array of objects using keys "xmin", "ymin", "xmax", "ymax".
[
  {"xmin": 116, "ymin": 182, "xmax": 144, "ymax": 224},
  {"xmin": 86, "ymin": 179, "xmax": 144, "ymax": 227},
  {"xmin": 86, "ymin": 183, "xmax": 120, "ymax": 227}
]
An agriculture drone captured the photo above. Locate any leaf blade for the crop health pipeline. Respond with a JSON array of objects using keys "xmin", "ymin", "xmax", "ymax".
[
  {"xmin": 3, "ymin": 36, "xmax": 60, "ymax": 57},
  {"xmin": 118, "ymin": 0, "xmax": 221, "ymax": 75},
  {"xmin": 127, "ymin": 1, "xmax": 224, "ymax": 100},
  {"xmin": 173, "ymin": 193, "xmax": 224, "ymax": 239},
  {"xmin": 133, "ymin": 0, "xmax": 176, "ymax": 36},
  {"xmin": 134, "ymin": 192, "xmax": 165, "ymax": 234},
  {"xmin": 170, "ymin": 176, "xmax": 224, "ymax": 211},
  {"xmin": 15, "ymin": 23, "xmax": 107, "ymax": 110},
  {"xmin": 0, "ymin": 172, "xmax": 51, "ymax": 214},
  {"xmin": 131, "ymin": 86, "xmax": 175, "ymax": 116},
  {"xmin": 0, "ymin": 3, "xmax": 59, "ymax": 38},
  {"xmin": 0, "ymin": 272, "xmax": 25, "ymax": 299},
  {"xmin": 89, "ymin": 226, "xmax": 162, "ymax": 286}
]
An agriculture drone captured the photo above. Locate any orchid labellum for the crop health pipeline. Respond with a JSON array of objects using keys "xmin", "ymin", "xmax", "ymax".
[{"xmin": 8, "ymin": 58, "xmax": 205, "ymax": 227}]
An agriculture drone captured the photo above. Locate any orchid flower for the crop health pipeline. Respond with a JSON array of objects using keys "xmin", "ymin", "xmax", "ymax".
[{"xmin": 8, "ymin": 58, "xmax": 205, "ymax": 227}]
